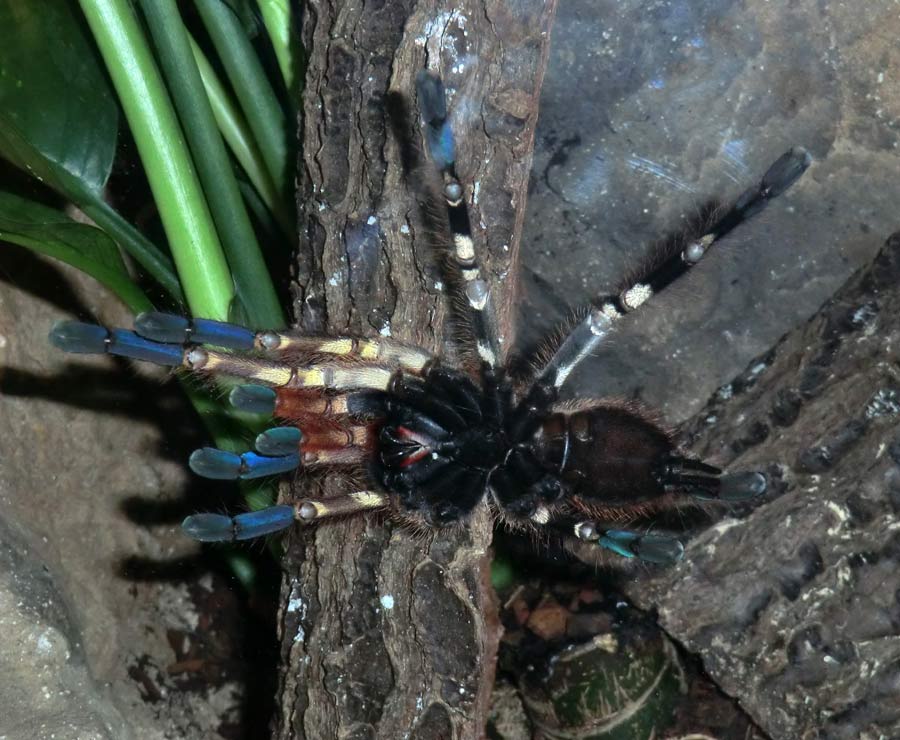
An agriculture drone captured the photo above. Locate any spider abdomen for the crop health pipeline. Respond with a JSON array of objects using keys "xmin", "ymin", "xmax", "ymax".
[{"xmin": 536, "ymin": 404, "xmax": 674, "ymax": 508}]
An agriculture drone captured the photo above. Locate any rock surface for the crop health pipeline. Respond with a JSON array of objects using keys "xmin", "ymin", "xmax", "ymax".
[
  {"xmin": 623, "ymin": 234, "xmax": 900, "ymax": 739},
  {"xmin": 522, "ymin": 0, "xmax": 900, "ymax": 423},
  {"xmin": 0, "ymin": 253, "xmax": 251, "ymax": 738}
]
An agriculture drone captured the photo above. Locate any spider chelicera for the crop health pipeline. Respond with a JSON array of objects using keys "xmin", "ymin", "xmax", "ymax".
[{"xmin": 50, "ymin": 72, "xmax": 810, "ymax": 565}]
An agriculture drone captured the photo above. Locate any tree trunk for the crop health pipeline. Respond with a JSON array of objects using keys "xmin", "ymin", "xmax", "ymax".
[
  {"xmin": 274, "ymin": 2, "xmax": 557, "ymax": 737},
  {"xmin": 623, "ymin": 232, "xmax": 900, "ymax": 739}
]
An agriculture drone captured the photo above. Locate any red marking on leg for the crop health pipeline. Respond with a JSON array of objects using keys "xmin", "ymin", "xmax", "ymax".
[{"xmin": 275, "ymin": 388, "xmax": 333, "ymax": 420}]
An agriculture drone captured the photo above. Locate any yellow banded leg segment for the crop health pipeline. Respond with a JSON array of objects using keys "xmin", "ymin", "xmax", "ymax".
[
  {"xmin": 292, "ymin": 366, "xmax": 394, "ymax": 392},
  {"xmin": 255, "ymin": 333, "xmax": 433, "ymax": 374},
  {"xmin": 186, "ymin": 348, "xmax": 293, "ymax": 385},
  {"xmin": 187, "ymin": 347, "xmax": 395, "ymax": 392},
  {"xmin": 295, "ymin": 491, "xmax": 388, "ymax": 522}
]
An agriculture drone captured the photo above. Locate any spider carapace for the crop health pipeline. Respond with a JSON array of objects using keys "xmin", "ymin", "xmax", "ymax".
[{"xmin": 50, "ymin": 72, "xmax": 809, "ymax": 565}]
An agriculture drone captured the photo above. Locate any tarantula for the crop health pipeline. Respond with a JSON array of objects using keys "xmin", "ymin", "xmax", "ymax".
[{"xmin": 50, "ymin": 72, "xmax": 810, "ymax": 565}]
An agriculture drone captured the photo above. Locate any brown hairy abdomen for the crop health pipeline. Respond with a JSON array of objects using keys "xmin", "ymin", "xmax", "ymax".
[{"xmin": 541, "ymin": 403, "xmax": 674, "ymax": 509}]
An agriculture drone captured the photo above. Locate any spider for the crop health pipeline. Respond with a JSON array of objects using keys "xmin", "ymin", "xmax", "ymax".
[{"xmin": 49, "ymin": 72, "xmax": 810, "ymax": 566}]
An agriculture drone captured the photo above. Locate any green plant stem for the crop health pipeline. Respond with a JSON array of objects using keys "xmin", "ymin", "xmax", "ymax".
[
  {"xmin": 189, "ymin": 36, "xmax": 295, "ymax": 240},
  {"xmin": 138, "ymin": 0, "xmax": 284, "ymax": 329},
  {"xmin": 256, "ymin": 0, "xmax": 298, "ymax": 92},
  {"xmin": 79, "ymin": 196, "xmax": 184, "ymax": 303},
  {"xmin": 79, "ymin": 0, "xmax": 234, "ymax": 320},
  {"xmin": 195, "ymin": 0, "xmax": 290, "ymax": 204}
]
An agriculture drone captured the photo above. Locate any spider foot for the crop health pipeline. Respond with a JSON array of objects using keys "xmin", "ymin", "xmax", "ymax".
[
  {"xmin": 50, "ymin": 320, "xmax": 184, "ymax": 365},
  {"xmin": 229, "ymin": 384, "xmax": 277, "ymax": 414},
  {"xmin": 574, "ymin": 523, "xmax": 685, "ymax": 565},
  {"xmin": 133, "ymin": 312, "xmax": 256, "ymax": 348},
  {"xmin": 715, "ymin": 471, "xmax": 767, "ymax": 501},
  {"xmin": 680, "ymin": 469, "xmax": 767, "ymax": 502},
  {"xmin": 254, "ymin": 427, "xmax": 303, "ymax": 456},
  {"xmin": 189, "ymin": 447, "xmax": 301, "ymax": 480},
  {"xmin": 182, "ymin": 504, "xmax": 296, "ymax": 542}
]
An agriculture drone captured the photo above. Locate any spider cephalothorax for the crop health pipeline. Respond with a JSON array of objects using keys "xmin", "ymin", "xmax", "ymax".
[{"xmin": 50, "ymin": 72, "xmax": 809, "ymax": 565}]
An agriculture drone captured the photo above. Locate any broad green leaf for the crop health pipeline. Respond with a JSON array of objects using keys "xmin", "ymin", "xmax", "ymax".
[
  {"xmin": 0, "ymin": 0, "xmax": 182, "ymax": 302},
  {"xmin": 0, "ymin": 0, "xmax": 117, "ymax": 192},
  {"xmin": 0, "ymin": 191, "xmax": 151, "ymax": 314},
  {"xmin": 0, "ymin": 115, "xmax": 183, "ymax": 301}
]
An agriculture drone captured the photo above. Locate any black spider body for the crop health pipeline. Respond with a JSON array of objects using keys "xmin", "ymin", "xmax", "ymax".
[
  {"xmin": 49, "ymin": 71, "xmax": 808, "ymax": 563},
  {"xmin": 371, "ymin": 357, "xmax": 679, "ymax": 534}
]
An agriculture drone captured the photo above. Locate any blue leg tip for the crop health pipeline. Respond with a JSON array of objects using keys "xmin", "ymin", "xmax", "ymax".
[
  {"xmin": 229, "ymin": 384, "xmax": 277, "ymax": 415},
  {"xmin": 134, "ymin": 312, "xmax": 190, "ymax": 343},
  {"xmin": 191, "ymin": 318, "xmax": 256, "ymax": 349},
  {"xmin": 182, "ymin": 513, "xmax": 235, "ymax": 542},
  {"xmin": 108, "ymin": 329, "xmax": 184, "ymax": 365},
  {"xmin": 255, "ymin": 427, "xmax": 303, "ymax": 456},
  {"xmin": 189, "ymin": 448, "xmax": 242, "ymax": 479},
  {"xmin": 718, "ymin": 471, "xmax": 767, "ymax": 501},
  {"xmin": 182, "ymin": 506, "xmax": 296, "ymax": 542},
  {"xmin": 238, "ymin": 451, "xmax": 301, "ymax": 479},
  {"xmin": 49, "ymin": 321, "xmax": 109, "ymax": 354},
  {"xmin": 189, "ymin": 448, "xmax": 300, "ymax": 480},
  {"xmin": 135, "ymin": 312, "xmax": 257, "ymax": 349},
  {"xmin": 233, "ymin": 505, "xmax": 296, "ymax": 539},
  {"xmin": 598, "ymin": 529, "xmax": 684, "ymax": 565}
]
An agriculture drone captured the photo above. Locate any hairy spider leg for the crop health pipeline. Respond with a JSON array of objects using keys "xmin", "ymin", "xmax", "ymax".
[
  {"xmin": 653, "ymin": 455, "xmax": 767, "ymax": 502},
  {"xmin": 49, "ymin": 320, "xmax": 398, "ymax": 393},
  {"xmin": 132, "ymin": 310, "xmax": 433, "ymax": 374},
  {"xmin": 182, "ymin": 490, "xmax": 390, "ymax": 542},
  {"xmin": 600, "ymin": 146, "xmax": 811, "ymax": 316},
  {"xmin": 416, "ymin": 71, "xmax": 502, "ymax": 369},
  {"xmin": 571, "ymin": 521, "xmax": 685, "ymax": 566},
  {"xmin": 514, "ymin": 147, "xmax": 811, "ymax": 416},
  {"xmin": 507, "ymin": 148, "xmax": 811, "ymax": 464},
  {"xmin": 49, "ymin": 318, "xmax": 406, "ymax": 538}
]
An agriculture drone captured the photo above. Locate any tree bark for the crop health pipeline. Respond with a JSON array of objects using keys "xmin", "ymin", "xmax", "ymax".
[
  {"xmin": 274, "ymin": 2, "xmax": 557, "ymax": 737},
  {"xmin": 622, "ymin": 232, "xmax": 900, "ymax": 739}
]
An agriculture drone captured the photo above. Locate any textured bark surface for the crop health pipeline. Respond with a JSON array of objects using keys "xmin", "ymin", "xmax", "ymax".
[
  {"xmin": 274, "ymin": 2, "xmax": 557, "ymax": 737},
  {"xmin": 621, "ymin": 233, "xmax": 900, "ymax": 739}
]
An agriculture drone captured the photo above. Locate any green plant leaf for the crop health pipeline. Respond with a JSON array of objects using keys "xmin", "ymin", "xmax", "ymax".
[
  {"xmin": 0, "ymin": 117, "xmax": 183, "ymax": 301},
  {"xmin": 0, "ymin": 191, "xmax": 151, "ymax": 313},
  {"xmin": 256, "ymin": 0, "xmax": 304, "ymax": 94},
  {"xmin": 189, "ymin": 36, "xmax": 294, "ymax": 240},
  {"xmin": 0, "ymin": 0, "xmax": 117, "ymax": 192},
  {"xmin": 0, "ymin": 0, "xmax": 183, "ymax": 302}
]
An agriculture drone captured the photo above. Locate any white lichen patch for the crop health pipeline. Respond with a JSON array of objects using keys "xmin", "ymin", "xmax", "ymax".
[
  {"xmin": 825, "ymin": 500, "xmax": 850, "ymax": 536},
  {"xmin": 380, "ymin": 594, "xmax": 395, "ymax": 610}
]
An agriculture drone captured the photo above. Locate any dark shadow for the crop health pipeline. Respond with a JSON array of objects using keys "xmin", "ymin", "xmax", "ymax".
[
  {"xmin": 0, "ymin": 365, "xmax": 225, "ymax": 465},
  {"xmin": 121, "ymin": 544, "xmax": 281, "ymax": 740},
  {"xmin": 0, "ymin": 242, "xmax": 96, "ymax": 319}
]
